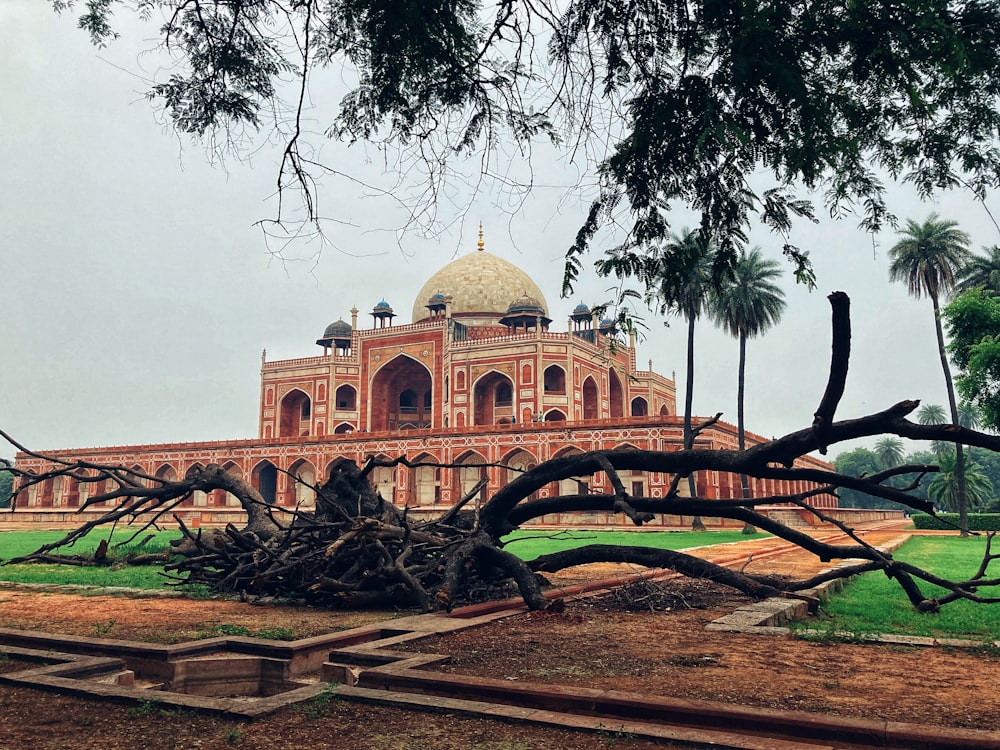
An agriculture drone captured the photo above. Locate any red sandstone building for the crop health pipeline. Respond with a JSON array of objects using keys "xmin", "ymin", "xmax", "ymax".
[{"xmin": 11, "ymin": 231, "xmax": 849, "ymax": 527}]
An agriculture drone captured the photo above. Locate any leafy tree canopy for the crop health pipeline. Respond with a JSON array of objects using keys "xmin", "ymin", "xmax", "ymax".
[
  {"xmin": 959, "ymin": 245, "xmax": 1000, "ymax": 296},
  {"xmin": 0, "ymin": 459, "xmax": 13, "ymax": 509},
  {"xmin": 944, "ymin": 290, "xmax": 1000, "ymax": 431},
  {"xmin": 53, "ymin": 0, "xmax": 1000, "ymax": 292},
  {"xmin": 928, "ymin": 450, "xmax": 994, "ymax": 511}
]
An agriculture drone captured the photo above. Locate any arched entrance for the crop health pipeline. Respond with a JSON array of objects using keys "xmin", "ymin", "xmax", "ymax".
[
  {"xmin": 252, "ymin": 461, "xmax": 279, "ymax": 505},
  {"xmin": 608, "ymin": 368, "xmax": 624, "ymax": 418},
  {"xmin": 502, "ymin": 449, "xmax": 538, "ymax": 499},
  {"xmin": 631, "ymin": 397, "xmax": 648, "ymax": 417},
  {"xmin": 582, "ymin": 377, "xmax": 599, "ymax": 420},
  {"xmin": 473, "ymin": 371, "xmax": 515, "ymax": 425},
  {"xmin": 453, "ymin": 450, "xmax": 488, "ymax": 504},
  {"xmin": 289, "ymin": 459, "xmax": 317, "ymax": 506},
  {"xmin": 278, "ymin": 389, "xmax": 312, "ymax": 437},
  {"xmin": 369, "ymin": 355, "xmax": 433, "ymax": 431}
]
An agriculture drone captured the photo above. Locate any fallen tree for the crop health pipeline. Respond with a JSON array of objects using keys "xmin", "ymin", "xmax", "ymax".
[{"xmin": 5, "ymin": 293, "xmax": 1000, "ymax": 613}]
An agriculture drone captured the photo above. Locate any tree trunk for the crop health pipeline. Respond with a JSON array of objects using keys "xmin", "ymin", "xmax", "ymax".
[
  {"xmin": 683, "ymin": 310, "xmax": 703, "ymax": 531},
  {"xmin": 737, "ymin": 332, "xmax": 755, "ymax": 534},
  {"xmin": 932, "ymin": 294, "xmax": 969, "ymax": 536},
  {"xmin": 737, "ymin": 332, "xmax": 750, "ymax": 498}
]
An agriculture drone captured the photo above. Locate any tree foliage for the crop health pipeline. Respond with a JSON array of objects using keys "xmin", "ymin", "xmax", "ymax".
[
  {"xmin": 959, "ymin": 245, "xmax": 1000, "ymax": 296},
  {"xmin": 710, "ymin": 247, "xmax": 786, "ymax": 499},
  {"xmin": 928, "ymin": 451, "xmax": 994, "ymax": 512},
  {"xmin": 0, "ymin": 460, "xmax": 12, "ymax": 509},
  {"xmin": 944, "ymin": 289, "xmax": 1000, "ymax": 432},
  {"xmin": 52, "ymin": 0, "xmax": 1000, "ymax": 286},
  {"xmin": 889, "ymin": 213, "xmax": 974, "ymax": 534}
]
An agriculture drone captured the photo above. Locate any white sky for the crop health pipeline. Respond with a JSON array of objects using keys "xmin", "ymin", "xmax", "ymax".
[{"xmin": 3, "ymin": 1, "xmax": 1000, "ymax": 458}]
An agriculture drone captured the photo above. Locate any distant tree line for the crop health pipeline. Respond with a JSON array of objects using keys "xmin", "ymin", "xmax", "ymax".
[{"xmin": 0, "ymin": 459, "xmax": 13, "ymax": 509}]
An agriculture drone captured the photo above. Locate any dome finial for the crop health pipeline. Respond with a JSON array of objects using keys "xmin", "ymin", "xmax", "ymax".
[{"xmin": 477, "ymin": 222, "xmax": 484, "ymax": 251}]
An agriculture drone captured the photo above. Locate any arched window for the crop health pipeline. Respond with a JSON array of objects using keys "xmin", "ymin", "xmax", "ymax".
[
  {"xmin": 279, "ymin": 389, "xmax": 312, "ymax": 437},
  {"xmin": 543, "ymin": 365, "xmax": 565, "ymax": 393},
  {"xmin": 335, "ymin": 384, "xmax": 357, "ymax": 410},
  {"xmin": 582, "ymin": 377, "xmax": 599, "ymax": 420},
  {"xmin": 608, "ymin": 368, "xmax": 624, "ymax": 418},
  {"xmin": 631, "ymin": 397, "xmax": 649, "ymax": 417},
  {"xmin": 473, "ymin": 372, "xmax": 515, "ymax": 425}
]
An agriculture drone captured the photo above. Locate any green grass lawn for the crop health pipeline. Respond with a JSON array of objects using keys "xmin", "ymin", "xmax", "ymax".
[
  {"xmin": 502, "ymin": 529, "xmax": 767, "ymax": 560},
  {"xmin": 0, "ymin": 529, "xmax": 183, "ymax": 590},
  {"xmin": 801, "ymin": 535, "xmax": 1000, "ymax": 642}
]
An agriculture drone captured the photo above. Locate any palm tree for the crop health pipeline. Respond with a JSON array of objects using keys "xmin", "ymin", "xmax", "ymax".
[
  {"xmin": 874, "ymin": 437, "xmax": 905, "ymax": 469},
  {"xmin": 958, "ymin": 245, "xmax": 1000, "ymax": 296},
  {"xmin": 928, "ymin": 452, "xmax": 993, "ymax": 512},
  {"xmin": 646, "ymin": 228, "xmax": 714, "ymax": 529},
  {"xmin": 889, "ymin": 213, "xmax": 973, "ymax": 534},
  {"xmin": 710, "ymin": 247, "xmax": 786, "ymax": 501},
  {"xmin": 917, "ymin": 402, "xmax": 948, "ymax": 425},
  {"xmin": 958, "ymin": 401, "xmax": 982, "ymax": 430},
  {"xmin": 917, "ymin": 402, "xmax": 951, "ymax": 458}
]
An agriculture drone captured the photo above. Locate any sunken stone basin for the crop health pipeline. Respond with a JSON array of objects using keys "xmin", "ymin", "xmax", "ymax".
[{"xmin": 168, "ymin": 654, "xmax": 313, "ymax": 697}]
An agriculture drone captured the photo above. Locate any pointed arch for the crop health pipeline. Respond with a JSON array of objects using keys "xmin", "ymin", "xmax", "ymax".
[
  {"xmin": 501, "ymin": 448, "xmax": 538, "ymax": 499},
  {"xmin": 582, "ymin": 376, "xmax": 599, "ymax": 420},
  {"xmin": 453, "ymin": 450, "xmax": 488, "ymax": 504},
  {"xmin": 288, "ymin": 458, "xmax": 317, "ymax": 506},
  {"xmin": 544, "ymin": 409, "xmax": 566, "ymax": 422},
  {"xmin": 369, "ymin": 354, "xmax": 433, "ymax": 431},
  {"xmin": 335, "ymin": 384, "xmax": 357, "ymax": 411},
  {"xmin": 608, "ymin": 368, "xmax": 624, "ymax": 418},
  {"xmin": 73, "ymin": 468, "xmax": 94, "ymax": 508},
  {"xmin": 364, "ymin": 453, "xmax": 397, "ymax": 502},
  {"xmin": 472, "ymin": 370, "xmax": 515, "ymax": 425},
  {"xmin": 251, "ymin": 460, "xmax": 279, "ymax": 505},
  {"xmin": 155, "ymin": 464, "xmax": 178, "ymax": 482},
  {"xmin": 543, "ymin": 364, "xmax": 565, "ymax": 394},
  {"xmin": 612, "ymin": 443, "xmax": 648, "ymax": 498},
  {"xmin": 631, "ymin": 396, "xmax": 649, "ymax": 417},
  {"xmin": 550, "ymin": 446, "xmax": 589, "ymax": 497},
  {"xmin": 333, "ymin": 422, "xmax": 355, "ymax": 434},
  {"xmin": 408, "ymin": 452, "xmax": 440, "ymax": 506},
  {"xmin": 278, "ymin": 388, "xmax": 312, "ymax": 437},
  {"xmin": 220, "ymin": 461, "xmax": 243, "ymax": 507},
  {"xmin": 185, "ymin": 463, "xmax": 208, "ymax": 507}
]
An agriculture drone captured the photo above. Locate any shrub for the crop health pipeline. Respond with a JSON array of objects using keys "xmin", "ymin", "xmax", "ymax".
[{"xmin": 911, "ymin": 513, "xmax": 1000, "ymax": 531}]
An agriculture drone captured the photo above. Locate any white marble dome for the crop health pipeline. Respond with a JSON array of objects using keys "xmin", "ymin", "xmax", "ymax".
[{"xmin": 411, "ymin": 246, "xmax": 548, "ymax": 323}]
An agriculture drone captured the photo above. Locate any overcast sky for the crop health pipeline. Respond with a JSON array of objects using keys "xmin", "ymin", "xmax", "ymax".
[{"xmin": 4, "ymin": 1, "xmax": 1000, "ymax": 460}]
